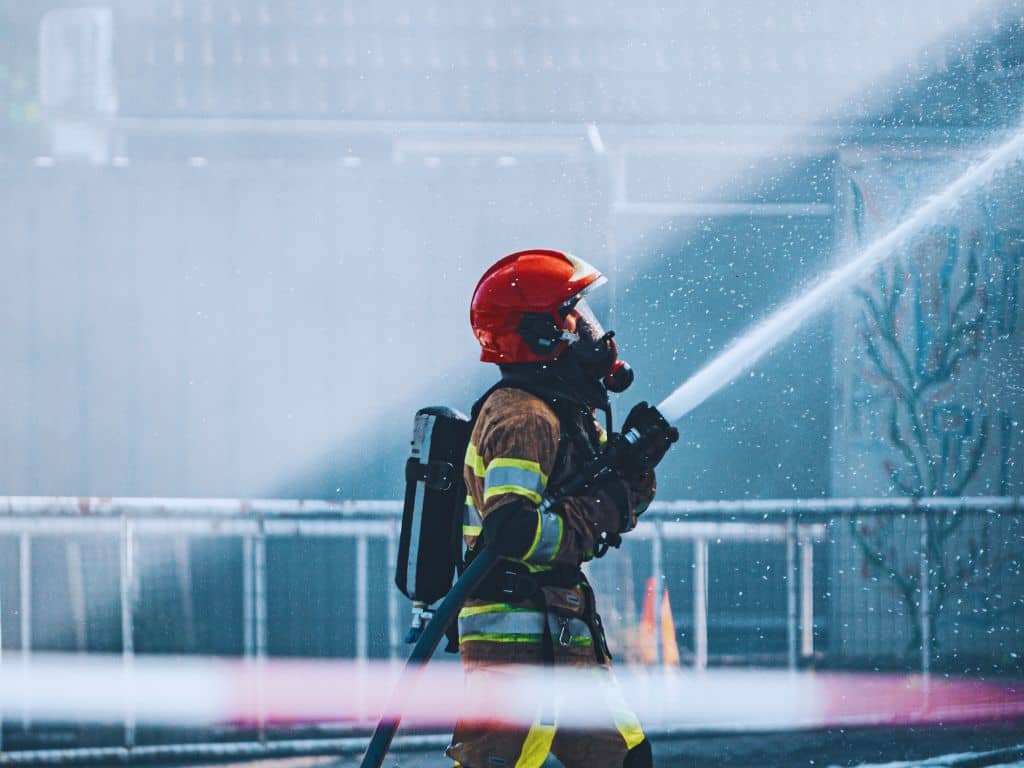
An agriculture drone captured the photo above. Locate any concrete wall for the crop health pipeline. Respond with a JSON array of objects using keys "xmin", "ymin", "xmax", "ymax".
[{"xmin": 0, "ymin": 155, "xmax": 606, "ymax": 498}]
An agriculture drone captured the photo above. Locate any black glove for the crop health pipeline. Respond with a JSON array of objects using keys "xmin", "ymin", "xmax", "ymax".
[{"xmin": 616, "ymin": 401, "xmax": 679, "ymax": 478}]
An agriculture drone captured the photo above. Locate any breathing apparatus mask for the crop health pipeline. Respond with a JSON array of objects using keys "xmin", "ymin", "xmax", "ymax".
[{"xmin": 559, "ymin": 294, "xmax": 634, "ymax": 394}]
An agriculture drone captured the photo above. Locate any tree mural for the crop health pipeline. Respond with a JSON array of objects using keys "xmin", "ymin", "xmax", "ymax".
[
  {"xmin": 856, "ymin": 230, "xmax": 989, "ymax": 498},
  {"xmin": 847, "ymin": 179, "xmax": 1013, "ymax": 655}
]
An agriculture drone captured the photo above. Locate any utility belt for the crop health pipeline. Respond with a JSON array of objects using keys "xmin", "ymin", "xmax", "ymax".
[{"xmin": 468, "ymin": 555, "xmax": 611, "ymax": 665}]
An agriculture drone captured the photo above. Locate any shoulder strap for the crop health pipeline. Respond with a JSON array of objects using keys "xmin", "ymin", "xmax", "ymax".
[{"xmin": 469, "ymin": 379, "xmax": 510, "ymax": 422}]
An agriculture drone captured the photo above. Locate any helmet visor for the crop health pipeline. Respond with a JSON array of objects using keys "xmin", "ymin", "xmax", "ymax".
[{"xmin": 573, "ymin": 297, "xmax": 606, "ymax": 343}]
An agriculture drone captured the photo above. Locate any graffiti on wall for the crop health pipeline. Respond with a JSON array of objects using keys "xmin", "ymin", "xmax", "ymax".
[
  {"xmin": 833, "ymin": 153, "xmax": 1024, "ymax": 656},
  {"xmin": 838, "ymin": 157, "xmax": 1022, "ymax": 498}
]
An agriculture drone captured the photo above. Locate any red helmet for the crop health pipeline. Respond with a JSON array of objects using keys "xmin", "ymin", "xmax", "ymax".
[
  {"xmin": 470, "ymin": 249, "xmax": 606, "ymax": 364},
  {"xmin": 471, "ymin": 249, "xmax": 635, "ymax": 392}
]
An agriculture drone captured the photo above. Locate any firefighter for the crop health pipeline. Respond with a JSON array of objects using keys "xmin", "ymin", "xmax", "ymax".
[{"xmin": 447, "ymin": 249, "xmax": 677, "ymax": 768}]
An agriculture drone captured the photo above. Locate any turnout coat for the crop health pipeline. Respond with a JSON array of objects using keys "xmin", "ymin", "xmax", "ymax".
[{"xmin": 447, "ymin": 384, "xmax": 655, "ymax": 768}]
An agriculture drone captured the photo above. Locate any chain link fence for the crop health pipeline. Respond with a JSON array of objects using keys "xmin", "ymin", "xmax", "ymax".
[{"xmin": 0, "ymin": 496, "xmax": 1021, "ymax": 763}]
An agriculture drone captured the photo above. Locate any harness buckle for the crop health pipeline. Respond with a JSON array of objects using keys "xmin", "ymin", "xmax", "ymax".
[{"xmin": 557, "ymin": 617, "xmax": 573, "ymax": 647}]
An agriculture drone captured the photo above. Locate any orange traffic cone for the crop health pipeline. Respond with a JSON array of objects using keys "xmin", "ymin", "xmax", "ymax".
[
  {"xmin": 660, "ymin": 586, "xmax": 680, "ymax": 666},
  {"xmin": 638, "ymin": 577, "xmax": 658, "ymax": 664}
]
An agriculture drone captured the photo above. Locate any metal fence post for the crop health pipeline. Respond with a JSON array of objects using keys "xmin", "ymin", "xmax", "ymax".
[
  {"xmin": 386, "ymin": 522, "xmax": 399, "ymax": 660},
  {"xmin": 19, "ymin": 533, "xmax": 31, "ymax": 732},
  {"xmin": 650, "ymin": 524, "xmax": 663, "ymax": 665},
  {"xmin": 242, "ymin": 536, "xmax": 254, "ymax": 659},
  {"xmin": 66, "ymin": 540, "xmax": 87, "ymax": 651},
  {"xmin": 253, "ymin": 523, "xmax": 267, "ymax": 744},
  {"xmin": 785, "ymin": 512, "xmax": 798, "ymax": 671},
  {"xmin": 119, "ymin": 516, "xmax": 136, "ymax": 751},
  {"xmin": 799, "ymin": 532, "xmax": 814, "ymax": 659},
  {"xmin": 919, "ymin": 511, "xmax": 931, "ymax": 686},
  {"xmin": 173, "ymin": 537, "xmax": 196, "ymax": 652},
  {"xmin": 241, "ymin": 527, "xmax": 268, "ymax": 742},
  {"xmin": 355, "ymin": 534, "xmax": 368, "ymax": 662},
  {"xmin": 693, "ymin": 538, "xmax": 708, "ymax": 671},
  {"xmin": 0, "ymin": 536, "xmax": 4, "ymax": 755}
]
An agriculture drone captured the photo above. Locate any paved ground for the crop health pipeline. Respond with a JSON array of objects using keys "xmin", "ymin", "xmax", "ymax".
[
  {"xmin": 8, "ymin": 718, "xmax": 1023, "ymax": 767},
  {"xmin": 159, "ymin": 723, "xmax": 1023, "ymax": 768}
]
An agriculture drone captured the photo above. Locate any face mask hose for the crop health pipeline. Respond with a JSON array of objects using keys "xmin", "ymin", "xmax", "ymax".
[{"xmin": 571, "ymin": 330, "xmax": 634, "ymax": 393}]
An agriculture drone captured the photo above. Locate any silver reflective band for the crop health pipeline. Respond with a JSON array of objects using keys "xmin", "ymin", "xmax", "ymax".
[
  {"xmin": 406, "ymin": 412, "xmax": 437, "ymax": 597},
  {"xmin": 459, "ymin": 609, "xmax": 591, "ymax": 642},
  {"xmin": 528, "ymin": 510, "xmax": 562, "ymax": 562},
  {"xmin": 463, "ymin": 498, "xmax": 482, "ymax": 528},
  {"xmin": 483, "ymin": 465, "xmax": 546, "ymax": 498}
]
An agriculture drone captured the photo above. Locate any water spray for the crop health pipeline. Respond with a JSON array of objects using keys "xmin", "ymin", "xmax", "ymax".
[
  {"xmin": 657, "ymin": 124, "xmax": 1024, "ymax": 423},
  {"xmin": 11, "ymin": 129, "xmax": 1021, "ymax": 768},
  {"xmin": 359, "ymin": 125, "xmax": 1024, "ymax": 768}
]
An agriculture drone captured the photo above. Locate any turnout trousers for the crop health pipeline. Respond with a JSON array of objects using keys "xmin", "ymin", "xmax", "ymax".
[{"xmin": 446, "ymin": 621, "xmax": 651, "ymax": 768}]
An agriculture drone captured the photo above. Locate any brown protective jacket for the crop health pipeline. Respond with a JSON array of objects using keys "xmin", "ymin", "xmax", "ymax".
[{"xmin": 458, "ymin": 386, "xmax": 655, "ymax": 668}]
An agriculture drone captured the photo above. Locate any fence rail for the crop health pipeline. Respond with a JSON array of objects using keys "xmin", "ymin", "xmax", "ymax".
[
  {"xmin": 0, "ymin": 495, "xmax": 1021, "ymax": 764},
  {"xmin": 3, "ymin": 494, "xmax": 1019, "ymax": 518}
]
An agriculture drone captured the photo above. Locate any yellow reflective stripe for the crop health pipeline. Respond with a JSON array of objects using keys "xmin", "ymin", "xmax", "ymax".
[
  {"xmin": 464, "ymin": 443, "xmax": 486, "ymax": 478},
  {"xmin": 460, "ymin": 612, "xmax": 592, "ymax": 643},
  {"xmin": 463, "ymin": 491, "xmax": 482, "ymax": 538},
  {"xmin": 520, "ymin": 561, "xmax": 554, "ymax": 574},
  {"xmin": 616, "ymin": 717, "xmax": 646, "ymax": 751},
  {"xmin": 521, "ymin": 509, "xmax": 544, "ymax": 560},
  {"xmin": 460, "ymin": 633, "xmax": 540, "ymax": 644},
  {"xmin": 515, "ymin": 722, "xmax": 556, "ymax": 768},
  {"xmin": 485, "ymin": 457, "xmax": 548, "ymax": 488},
  {"xmin": 518, "ymin": 510, "xmax": 562, "ymax": 564},
  {"xmin": 483, "ymin": 485, "xmax": 543, "ymax": 504},
  {"xmin": 602, "ymin": 672, "xmax": 646, "ymax": 749}
]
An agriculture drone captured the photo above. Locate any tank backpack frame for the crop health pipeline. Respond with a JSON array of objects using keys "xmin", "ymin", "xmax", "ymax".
[{"xmin": 394, "ymin": 405, "xmax": 472, "ymax": 646}]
